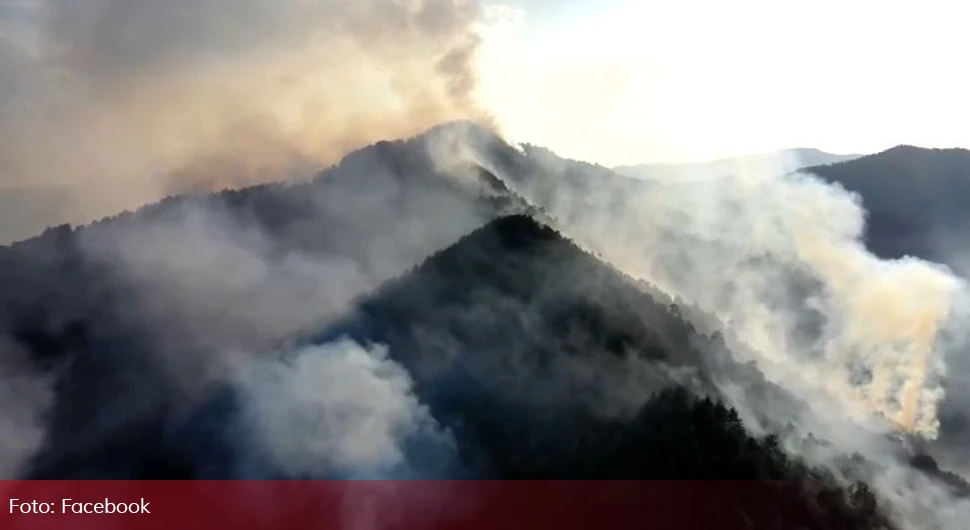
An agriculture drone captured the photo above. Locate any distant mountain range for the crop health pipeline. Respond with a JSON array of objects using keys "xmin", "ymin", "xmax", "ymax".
[{"xmin": 614, "ymin": 148, "xmax": 863, "ymax": 181}]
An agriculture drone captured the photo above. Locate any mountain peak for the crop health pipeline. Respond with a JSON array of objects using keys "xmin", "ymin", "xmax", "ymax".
[{"xmin": 422, "ymin": 119, "xmax": 504, "ymax": 141}]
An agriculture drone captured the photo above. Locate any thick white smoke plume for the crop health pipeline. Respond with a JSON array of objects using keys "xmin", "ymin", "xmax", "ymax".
[
  {"xmin": 0, "ymin": 0, "xmax": 491, "ymax": 243},
  {"xmin": 506, "ymin": 152, "xmax": 966, "ymax": 439},
  {"xmin": 235, "ymin": 338, "xmax": 455, "ymax": 478}
]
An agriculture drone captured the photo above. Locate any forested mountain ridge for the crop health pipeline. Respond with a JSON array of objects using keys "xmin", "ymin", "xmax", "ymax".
[
  {"xmin": 0, "ymin": 123, "xmax": 964, "ymax": 529},
  {"xmin": 38, "ymin": 210, "xmax": 892, "ymax": 527}
]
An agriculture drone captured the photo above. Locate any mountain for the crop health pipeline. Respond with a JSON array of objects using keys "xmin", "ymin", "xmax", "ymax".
[
  {"xmin": 20, "ymin": 211, "xmax": 895, "ymax": 527},
  {"xmin": 615, "ymin": 148, "xmax": 862, "ymax": 181},
  {"xmin": 0, "ymin": 122, "xmax": 949, "ymax": 527},
  {"xmin": 287, "ymin": 214, "xmax": 817, "ymax": 477},
  {"xmin": 803, "ymin": 145, "xmax": 970, "ymax": 270},
  {"xmin": 12, "ymin": 184, "xmax": 793, "ymax": 479}
]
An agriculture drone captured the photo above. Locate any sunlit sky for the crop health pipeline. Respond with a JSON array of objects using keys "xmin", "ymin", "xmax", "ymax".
[{"xmin": 476, "ymin": 0, "xmax": 970, "ymax": 166}]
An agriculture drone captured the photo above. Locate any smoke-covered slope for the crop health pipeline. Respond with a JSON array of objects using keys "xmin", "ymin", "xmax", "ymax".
[
  {"xmin": 293, "ymin": 214, "xmax": 813, "ymax": 476},
  {"xmin": 1, "ymin": 122, "xmax": 966, "ymax": 528},
  {"xmin": 0, "ymin": 122, "xmax": 529, "ymax": 479},
  {"xmin": 0, "ymin": 123, "xmax": 518, "ymax": 359}
]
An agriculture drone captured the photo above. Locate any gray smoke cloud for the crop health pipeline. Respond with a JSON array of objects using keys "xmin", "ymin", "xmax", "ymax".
[
  {"xmin": 74, "ymin": 205, "xmax": 373, "ymax": 401},
  {"xmin": 79, "ymin": 204, "xmax": 370, "ymax": 374},
  {"xmin": 235, "ymin": 338, "xmax": 456, "ymax": 479},
  {"xmin": 0, "ymin": 0, "xmax": 491, "ymax": 243}
]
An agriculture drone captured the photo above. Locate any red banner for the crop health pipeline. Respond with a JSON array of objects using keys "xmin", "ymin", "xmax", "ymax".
[{"xmin": 0, "ymin": 480, "xmax": 871, "ymax": 530}]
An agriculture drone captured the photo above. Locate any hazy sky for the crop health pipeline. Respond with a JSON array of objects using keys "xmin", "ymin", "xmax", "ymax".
[
  {"xmin": 1, "ymin": 0, "xmax": 967, "ymax": 183},
  {"xmin": 477, "ymin": 0, "xmax": 970, "ymax": 166}
]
